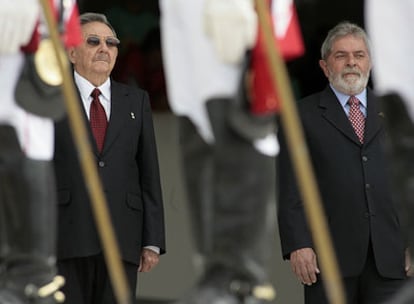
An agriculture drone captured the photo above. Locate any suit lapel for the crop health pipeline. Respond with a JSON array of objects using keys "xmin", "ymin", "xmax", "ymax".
[
  {"xmin": 320, "ymin": 87, "xmax": 361, "ymax": 145},
  {"xmin": 363, "ymin": 89, "xmax": 382, "ymax": 145},
  {"xmin": 319, "ymin": 87, "xmax": 383, "ymax": 146},
  {"xmin": 101, "ymin": 81, "xmax": 129, "ymax": 154}
]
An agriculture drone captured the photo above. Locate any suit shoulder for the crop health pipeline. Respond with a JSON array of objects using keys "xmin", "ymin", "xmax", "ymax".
[
  {"xmin": 111, "ymin": 80, "xmax": 149, "ymax": 98},
  {"xmin": 111, "ymin": 80, "xmax": 151, "ymax": 108},
  {"xmin": 298, "ymin": 91, "xmax": 324, "ymax": 109},
  {"xmin": 366, "ymin": 87, "xmax": 380, "ymax": 101}
]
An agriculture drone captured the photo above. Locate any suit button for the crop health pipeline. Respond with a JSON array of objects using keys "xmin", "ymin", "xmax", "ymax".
[
  {"xmin": 365, "ymin": 183, "xmax": 370, "ymax": 189},
  {"xmin": 362, "ymin": 156, "xmax": 368, "ymax": 162},
  {"xmin": 98, "ymin": 161, "xmax": 105, "ymax": 167},
  {"xmin": 364, "ymin": 212, "xmax": 370, "ymax": 218}
]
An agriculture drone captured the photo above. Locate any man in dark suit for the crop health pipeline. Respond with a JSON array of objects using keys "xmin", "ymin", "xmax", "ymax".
[
  {"xmin": 277, "ymin": 21, "xmax": 410, "ymax": 304},
  {"xmin": 53, "ymin": 12, "xmax": 166, "ymax": 304}
]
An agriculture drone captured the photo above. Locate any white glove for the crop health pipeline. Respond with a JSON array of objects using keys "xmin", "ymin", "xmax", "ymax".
[
  {"xmin": 0, "ymin": 0, "xmax": 40, "ymax": 54},
  {"xmin": 204, "ymin": 0, "xmax": 257, "ymax": 64}
]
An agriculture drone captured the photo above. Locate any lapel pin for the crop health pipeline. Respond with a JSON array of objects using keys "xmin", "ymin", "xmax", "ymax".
[
  {"xmin": 130, "ymin": 112, "xmax": 135, "ymax": 119},
  {"xmin": 378, "ymin": 112, "xmax": 385, "ymax": 118}
]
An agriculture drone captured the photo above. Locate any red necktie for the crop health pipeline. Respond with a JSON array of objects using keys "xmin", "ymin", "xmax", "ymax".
[
  {"xmin": 90, "ymin": 88, "xmax": 108, "ymax": 152},
  {"xmin": 348, "ymin": 96, "xmax": 365, "ymax": 143}
]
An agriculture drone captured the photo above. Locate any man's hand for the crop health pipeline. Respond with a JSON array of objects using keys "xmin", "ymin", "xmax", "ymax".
[
  {"xmin": 290, "ymin": 247, "xmax": 320, "ymax": 285},
  {"xmin": 138, "ymin": 248, "xmax": 160, "ymax": 273}
]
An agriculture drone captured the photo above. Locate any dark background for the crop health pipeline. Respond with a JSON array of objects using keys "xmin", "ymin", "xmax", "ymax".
[{"xmin": 77, "ymin": 0, "xmax": 365, "ymax": 110}]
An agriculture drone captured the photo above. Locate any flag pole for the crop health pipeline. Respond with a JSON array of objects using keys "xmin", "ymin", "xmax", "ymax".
[
  {"xmin": 254, "ymin": 1, "xmax": 345, "ymax": 303},
  {"xmin": 37, "ymin": 1, "xmax": 133, "ymax": 303}
]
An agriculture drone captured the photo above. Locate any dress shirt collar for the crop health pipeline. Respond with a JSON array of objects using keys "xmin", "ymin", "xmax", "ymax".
[
  {"xmin": 329, "ymin": 84, "xmax": 367, "ymax": 116},
  {"xmin": 74, "ymin": 71, "xmax": 111, "ymax": 119},
  {"xmin": 73, "ymin": 71, "xmax": 111, "ymax": 102}
]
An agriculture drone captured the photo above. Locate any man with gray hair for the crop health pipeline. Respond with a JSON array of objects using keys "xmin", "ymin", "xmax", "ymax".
[
  {"xmin": 277, "ymin": 21, "xmax": 410, "ymax": 303},
  {"xmin": 53, "ymin": 12, "xmax": 166, "ymax": 304}
]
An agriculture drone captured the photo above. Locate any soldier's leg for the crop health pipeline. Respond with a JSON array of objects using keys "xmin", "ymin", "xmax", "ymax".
[
  {"xmin": 207, "ymin": 98, "xmax": 275, "ymax": 303},
  {"xmin": 0, "ymin": 125, "xmax": 63, "ymax": 304},
  {"xmin": 176, "ymin": 99, "xmax": 276, "ymax": 303},
  {"xmin": 380, "ymin": 93, "xmax": 414, "ymax": 304},
  {"xmin": 178, "ymin": 116, "xmax": 215, "ymax": 259},
  {"xmin": 0, "ymin": 125, "xmax": 30, "ymax": 304}
]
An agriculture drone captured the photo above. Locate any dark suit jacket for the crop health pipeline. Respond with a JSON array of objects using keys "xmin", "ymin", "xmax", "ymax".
[
  {"xmin": 53, "ymin": 79, "xmax": 166, "ymax": 265},
  {"xmin": 277, "ymin": 86, "xmax": 405, "ymax": 279}
]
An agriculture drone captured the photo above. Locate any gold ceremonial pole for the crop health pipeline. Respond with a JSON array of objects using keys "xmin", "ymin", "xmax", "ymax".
[
  {"xmin": 38, "ymin": 1, "xmax": 133, "ymax": 303},
  {"xmin": 254, "ymin": 1, "xmax": 345, "ymax": 303}
]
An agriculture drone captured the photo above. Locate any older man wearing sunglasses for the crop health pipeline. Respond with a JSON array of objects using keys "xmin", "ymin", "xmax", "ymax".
[{"xmin": 53, "ymin": 12, "xmax": 166, "ymax": 304}]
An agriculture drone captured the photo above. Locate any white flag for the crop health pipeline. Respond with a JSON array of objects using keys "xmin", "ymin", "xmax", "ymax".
[{"xmin": 365, "ymin": 0, "xmax": 414, "ymax": 121}]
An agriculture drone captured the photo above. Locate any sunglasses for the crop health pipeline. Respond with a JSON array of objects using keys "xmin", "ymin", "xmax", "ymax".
[{"xmin": 86, "ymin": 36, "xmax": 120, "ymax": 48}]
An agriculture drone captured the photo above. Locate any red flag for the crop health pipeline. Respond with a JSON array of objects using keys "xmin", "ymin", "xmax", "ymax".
[
  {"xmin": 59, "ymin": 0, "xmax": 82, "ymax": 48},
  {"xmin": 250, "ymin": 0, "xmax": 304, "ymax": 115},
  {"xmin": 21, "ymin": 0, "xmax": 82, "ymax": 53},
  {"xmin": 271, "ymin": 0, "xmax": 304, "ymax": 60}
]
